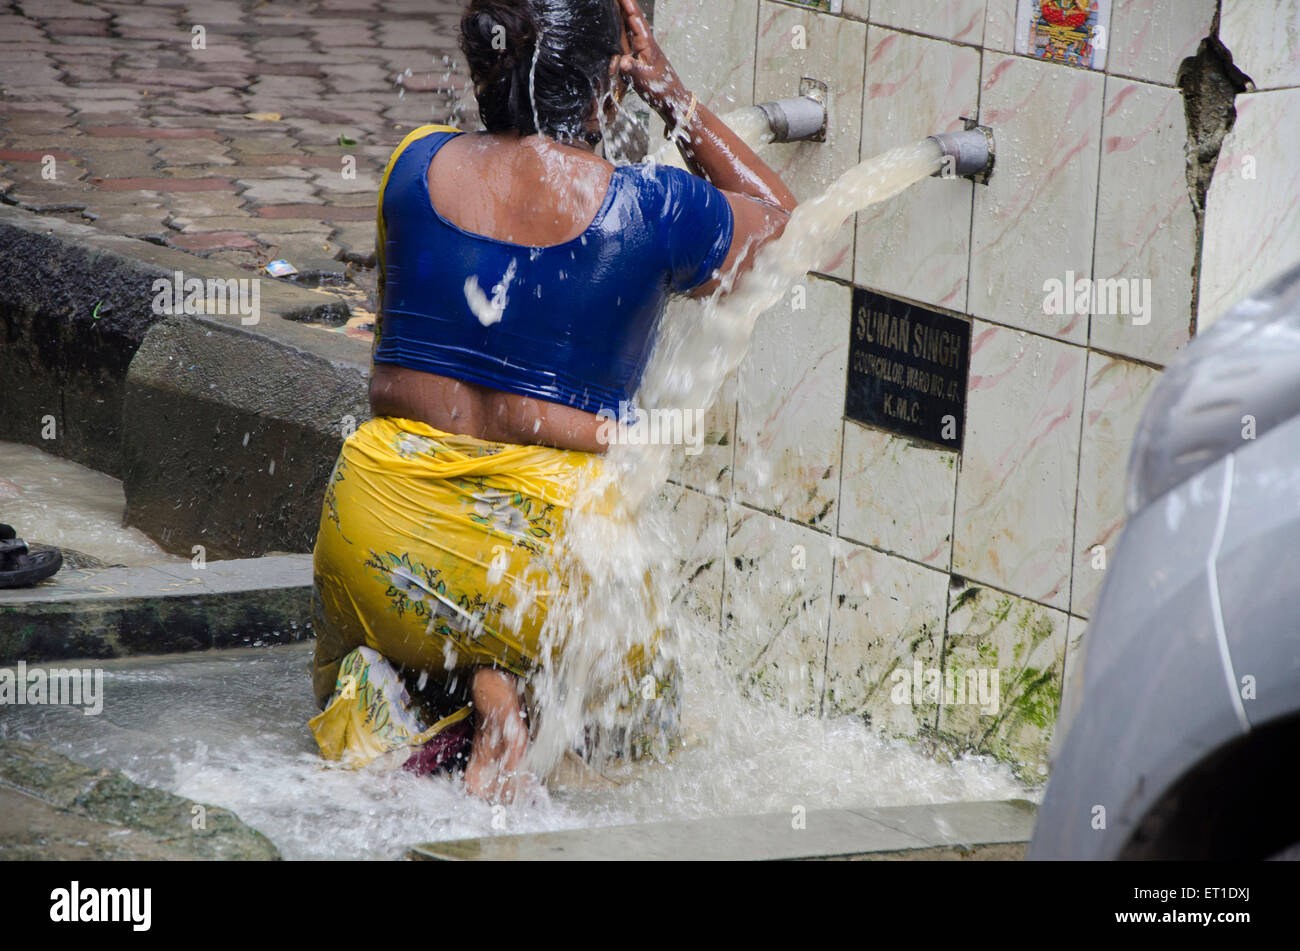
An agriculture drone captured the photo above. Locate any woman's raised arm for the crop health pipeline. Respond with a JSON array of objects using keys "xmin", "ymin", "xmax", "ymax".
[{"xmin": 617, "ymin": 0, "xmax": 797, "ymax": 298}]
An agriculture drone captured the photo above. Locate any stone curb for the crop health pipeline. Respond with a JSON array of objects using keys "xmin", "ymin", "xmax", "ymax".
[
  {"xmin": 407, "ymin": 799, "xmax": 1037, "ymax": 861},
  {"xmin": 0, "ymin": 554, "xmax": 312, "ymax": 664}
]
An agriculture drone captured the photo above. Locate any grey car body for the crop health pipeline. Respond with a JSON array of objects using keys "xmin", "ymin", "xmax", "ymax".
[{"xmin": 1029, "ymin": 261, "xmax": 1300, "ymax": 860}]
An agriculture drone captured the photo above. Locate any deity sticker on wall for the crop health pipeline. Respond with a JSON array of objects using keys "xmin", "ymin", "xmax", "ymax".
[{"xmin": 1015, "ymin": 0, "xmax": 1112, "ymax": 70}]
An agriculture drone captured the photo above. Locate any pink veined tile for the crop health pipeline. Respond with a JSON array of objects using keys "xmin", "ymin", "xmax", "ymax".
[
  {"xmin": 954, "ymin": 320, "xmax": 1087, "ymax": 609},
  {"xmin": 858, "ymin": 27, "xmax": 979, "ymax": 311},
  {"xmin": 825, "ymin": 543, "xmax": 949, "ymax": 732},
  {"xmin": 735, "ymin": 278, "xmax": 848, "ymax": 530},
  {"xmin": 722, "ymin": 505, "xmax": 834, "ymax": 715},
  {"xmin": 1070, "ymin": 352, "xmax": 1160, "ymax": 618},
  {"xmin": 1220, "ymin": 0, "xmax": 1300, "ymax": 90},
  {"xmin": 870, "ymin": 0, "xmax": 988, "ymax": 45},
  {"xmin": 1199, "ymin": 88, "xmax": 1300, "ymax": 328},
  {"xmin": 1107, "ymin": 0, "xmax": 1215, "ymax": 86},
  {"xmin": 754, "ymin": 1, "xmax": 867, "ymax": 281},
  {"xmin": 1092, "ymin": 77, "xmax": 1197, "ymax": 366},
  {"xmin": 969, "ymin": 52, "xmax": 1105, "ymax": 344}
]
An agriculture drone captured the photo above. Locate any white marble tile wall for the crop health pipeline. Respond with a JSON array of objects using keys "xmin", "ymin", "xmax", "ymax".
[
  {"xmin": 942, "ymin": 580, "xmax": 1069, "ymax": 776},
  {"xmin": 825, "ymin": 542, "xmax": 950, "ymax": 734},
  {"xmin": 954, "ymin": 320, "xmax": 1087, "ymax": 611},
  {"xmin": 721, "ymin": 505, "xmax": 835, "ymax": 714},
  {"xmin": 1220, "ymin": 0, "xmax": 1300, "ymax": 90},
  {"xmin": 869, "ymin": 0, "xmax": 988, "ymax": 45},
  {"xmin": 766, "ymin": 0, "xmax": 866, "ymax": 17},
  {"xmin": 1199, "ymin": 87, "xmax": 1300, "ymax": 327},
  {"xmin": 982, "ymin": 0, "xmax": 1018, "ymax": 53},
  {"xmin": 838, "ymin": 422, "xmax": 958, "ymax": 568},
  {"xmin": 1092, "ymin": 77, "xmax": 1197, "ymax": 365},
  {"xmin": 841, "ymin": 0, "xmax": 869, "ymax": 19},
  {"xmin": 1107, "ymin": 0, "xmax": 1215, "ymax": 86},
  {"xmin": 969, "ymin": 52, "xmax": 1105, "ymax": 343},
  {"xmin": 659, "ymin": 298, "xmax": 739, "ymax": 498},
  {"xmin": 1070, "ymin": 353, "xmax": 1160, "ymax": 617},
  {"xmin": 657, "ymin": 483, "xmax": 729, "ymax": 631},
  {"xmin": 642, "ymin": 0, "xmax": 1300, "ymax": 770},
  {"xmin": 857, "ymin": 28, "xmax": 980, "ymax": 311},
  {"xmin": 734, "ymin": 276, "xmax": 848, "ymax": 530},
  {"xmin": 652, "ymin": 0, "xmax": 759, "ymax": 115},
  {"xmin": 1056, "ymin": 614, "xmax": 1088, "ymax": 755},
  {"xmin": 983, "ymin": 0, "xmax": 1220, "ymax": 85},
  {"xmin": 667, "ymin": 366, "xmax": 738, "ymax": 498}
]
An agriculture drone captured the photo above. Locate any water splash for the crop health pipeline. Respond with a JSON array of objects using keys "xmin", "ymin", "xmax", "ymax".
[
  {"xmin": 0, "ymin": 644, "xmax": 1029, "ymax": 859},
  {"xmin": 464, "ymin": 257, "xmax": 518, "ymax": 326},
  {"xmin": 648, "ymin": 105, "xmax": 776, "ymax": 171},
  {"xmin": 524, "ymin": 138, "xmax": 950, "ymax": 780}
]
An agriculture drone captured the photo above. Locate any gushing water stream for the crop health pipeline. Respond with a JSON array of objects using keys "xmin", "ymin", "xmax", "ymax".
[{"xmin": 525, "ymin": 134, "xmax": 950, "ymax": 772}]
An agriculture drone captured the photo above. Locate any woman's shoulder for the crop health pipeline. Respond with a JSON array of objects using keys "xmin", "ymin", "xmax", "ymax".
[
  {"xmin": 616, "ymin": 160, "xmax": 705, "ymax": 201},
  {"xmin": 386, "ymin": 124, "xmax": 463, "ymax": 165},
  {"xmin": 619, "ymin": 163, "xmax": 731, "ymax": 224},
  {"xmin": 622, "ymin": 161, "xmax": 725, "ymax": 194}
]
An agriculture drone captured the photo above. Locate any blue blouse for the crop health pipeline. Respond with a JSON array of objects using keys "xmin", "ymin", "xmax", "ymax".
[{"xmin": 373, "ymin": 127, "xmax": 735, "ymax": 418}]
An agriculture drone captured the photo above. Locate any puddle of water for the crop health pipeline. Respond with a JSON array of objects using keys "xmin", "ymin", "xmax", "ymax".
[
  {"xmin": 0, "ymin": 442, "xmax": 180, "ymax": 567},
  {"xmin": 0, "ymin": 642, "xmax": 1031, "ymax": 860}
]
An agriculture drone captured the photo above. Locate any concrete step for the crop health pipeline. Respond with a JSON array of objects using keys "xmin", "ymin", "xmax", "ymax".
[
  {"xmin": 0, "ymin": 554, "xmax": 312, "ymax": 664},
  {"xmin": 408, "ymin": 799, "xmax": 1036, "ymax": 861}
]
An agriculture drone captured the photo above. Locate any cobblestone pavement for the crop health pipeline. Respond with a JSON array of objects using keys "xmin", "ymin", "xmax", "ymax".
[{"xmin": 0, "ymin": 0, "xmax": 479, "ymax": 305}]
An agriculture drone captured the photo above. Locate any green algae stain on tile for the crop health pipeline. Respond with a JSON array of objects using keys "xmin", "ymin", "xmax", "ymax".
[
  {"xmin": 949, "ymin": 583, "xmax": 980, "ymax": 615},
  {"xmin": 938, "ymin": 581, "xmax": 1067, "ymax": 781}
]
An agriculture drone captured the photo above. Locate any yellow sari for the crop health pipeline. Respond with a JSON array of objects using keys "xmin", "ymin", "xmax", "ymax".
[{"xmin": 308, "ymin": 417, "xmax": 669, "ymax": 767}]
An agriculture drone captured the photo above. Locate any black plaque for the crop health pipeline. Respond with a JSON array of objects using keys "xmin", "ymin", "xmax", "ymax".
[{"xmin": 845, "ymin": 288, "xmax": 970, "ymax": 451}]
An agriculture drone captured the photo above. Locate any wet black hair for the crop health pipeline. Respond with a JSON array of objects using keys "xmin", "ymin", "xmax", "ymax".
[{"xmin": 460, "ymin": 0, "xmax": 623, "ymax": 144}]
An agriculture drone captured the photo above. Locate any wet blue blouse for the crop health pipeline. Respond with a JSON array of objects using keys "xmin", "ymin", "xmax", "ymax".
[{"xmin": 373, "ymin": 128, "xmax": 735, "ymax": 418}]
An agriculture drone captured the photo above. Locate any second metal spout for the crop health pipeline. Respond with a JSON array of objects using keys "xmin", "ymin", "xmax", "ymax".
[
  {"xmin": 755, "ymin": 77, "xmax": 829, "ymax": 143},
  {"xmin": 928, "ymin": 123, "xmax": 996, "ymax": 184}
]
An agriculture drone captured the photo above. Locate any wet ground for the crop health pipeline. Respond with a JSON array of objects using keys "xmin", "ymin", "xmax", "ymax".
[
  {"xmin": 0, "ymin": 641, "xmax": 1034, "ymax": 860},
  {"xmin": 1, "ymin": 441, "xmax": 180, "ymax": 567}
]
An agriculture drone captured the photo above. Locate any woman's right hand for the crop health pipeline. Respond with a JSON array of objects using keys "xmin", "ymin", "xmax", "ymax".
[{"xmin": 616, "ymin": 0, "xmax": 688, "ymax": 118}]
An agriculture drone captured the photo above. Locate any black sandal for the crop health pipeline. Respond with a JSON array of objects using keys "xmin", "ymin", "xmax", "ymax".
[{"xmin": 0, "ymin": 524, "xmax": 63, "ymax": 588}]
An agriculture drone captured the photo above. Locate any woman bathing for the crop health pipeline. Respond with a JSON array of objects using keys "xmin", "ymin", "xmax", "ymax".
[{"xmin": 310, "ymin": 0, "xmax": 796, "ymax": 802}]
